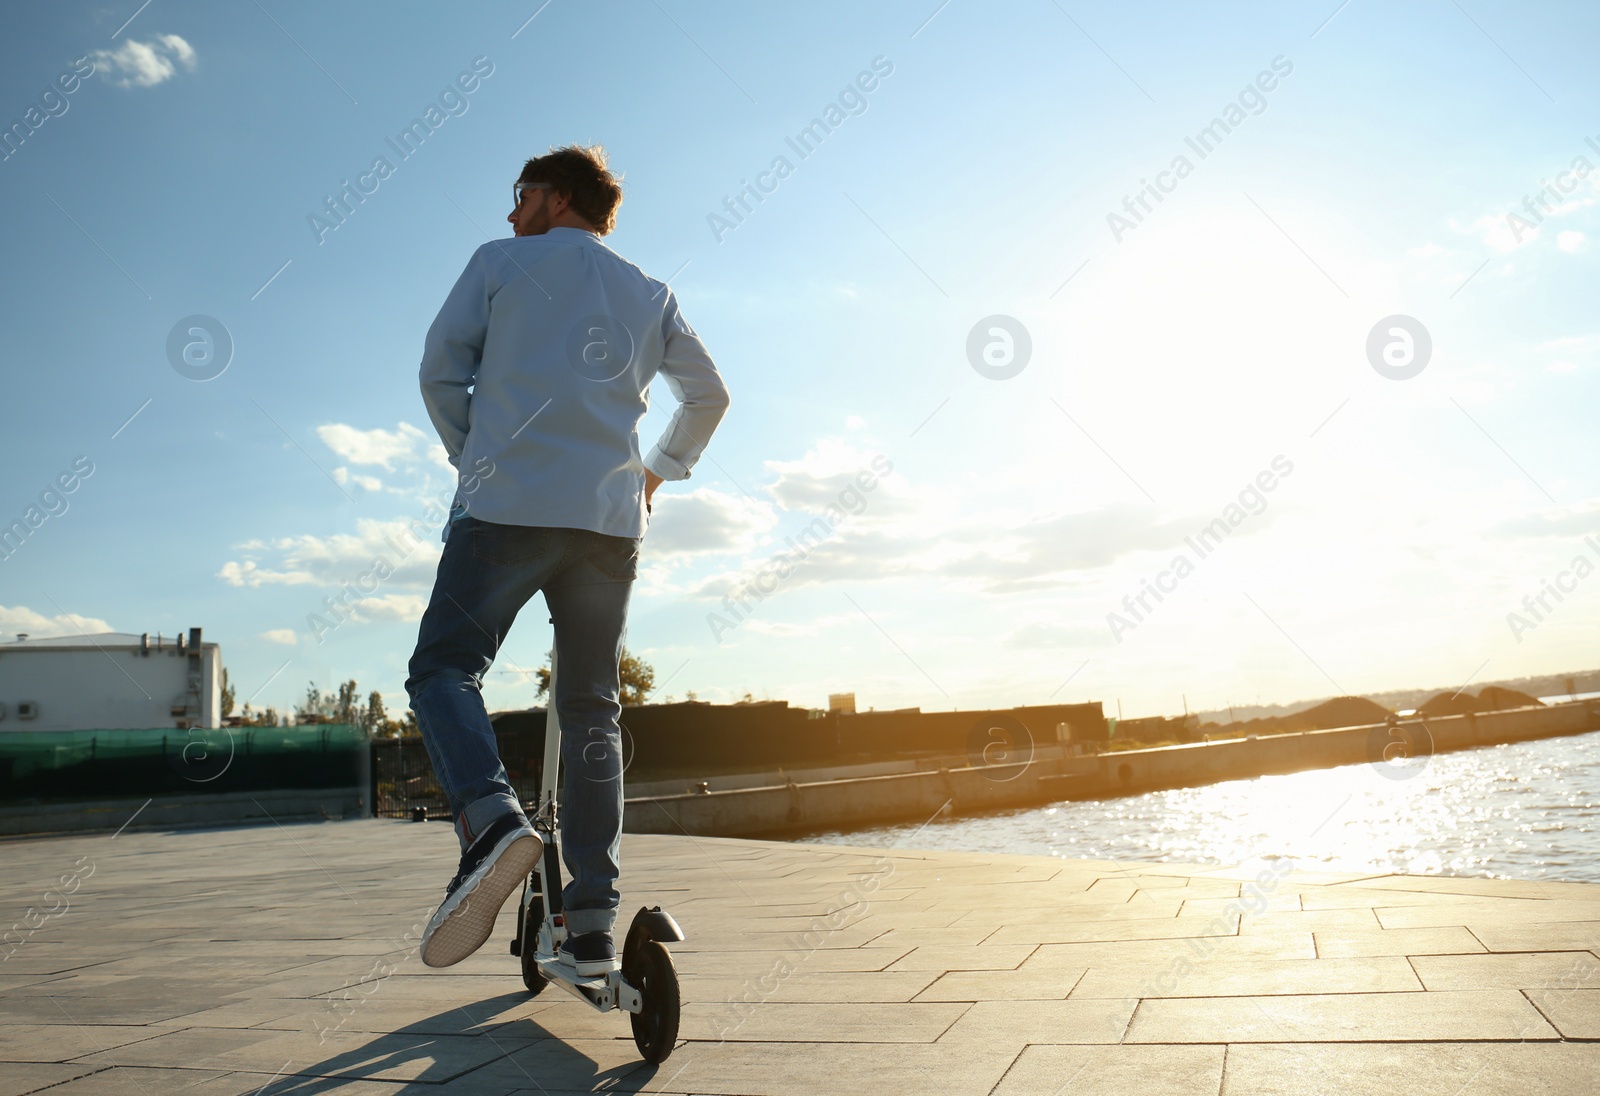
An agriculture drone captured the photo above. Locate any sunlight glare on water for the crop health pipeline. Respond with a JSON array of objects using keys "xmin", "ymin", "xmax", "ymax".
[{"xmin": 804, "ymin": 733, "xmax": 1600, "ymax": 884}]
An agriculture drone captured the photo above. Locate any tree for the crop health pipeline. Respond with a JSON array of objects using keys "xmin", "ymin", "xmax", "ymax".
[
  {"xmin": 220, "ymin": 668, "xmax": 235, "ymax": 718},
  {"xmin": 294, "ymin": 679, "xmax": 362, "ymax": 725},
  {"xmin": 297, "ymin": 681, "xmax": 329, "ymax": 724},
  {"xmin": 364, "ymin": 690, "xmax": 386, "ymax": 736},
  {"xmin": 335, "ymin": 680, "xmax": 360, "ymax": 726},
  {"xmin": 619, "ymin": 650, "xmax": 655, "ymax": 706},
  {"xmin": 265, "ymin": 677, "xmax": 405, "ymax": 734},
  {"xmin": 535, "ymin": 647, "xmax": 656, "ymax": 706},
  {"xmin": 237, "ymin": 703, "xmax": 284, "ymax": 727}
]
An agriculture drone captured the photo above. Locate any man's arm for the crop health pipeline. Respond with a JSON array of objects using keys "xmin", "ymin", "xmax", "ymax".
[
  {"xmin": 645, "ymin": 294, "xmax": 730, "ymax": 495},
  {"xmin": 419, "ymin": 250, "xmax": 491, "ymax": 467}
]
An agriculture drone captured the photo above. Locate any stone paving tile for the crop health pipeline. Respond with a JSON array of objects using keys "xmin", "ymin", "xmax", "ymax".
[
  {"xmin": 678, "ymin": 1000, "xmax": 970, "ymax": 1043},
  {"xmin": 1129, "ymin": 988, "xmax": 1559, "ymax": 1042},
  {"xmin": 1220, "ymin": 1041, "xmax": 1600, "ymax": 1095},
  {"xmin": 0, "ymin": 1062, "xmax": 103, "ymax": 1096},
  {"xmin": 145, "ymin": 999, "xmax": 321, "ymax": 1031},
  {"xmin": 991, "ymin": 1043, "xmax": 1225, "ymax": 1096},
  {"xmin": 0, "ymin": 954, "xmax": 121, "ymax": 978},
  {"xmin": 1081, "ymin": 877, "xmax": 1167, "ymax": 902},
  {"xmin": 8, "ymin": 973, "xmax": 275, "ymax": 1002},
  {"xmin": 623, "ymin": 1040, "xmax": 1023, "ymax": 1096},
  {"xmin": 663, "ymin": 925, "xmax": 885, "ymax": 953},
  {"xmin": 853, "ymin": 922, "xmax": 996, "ymax": 948},
  {"xmin": 677, "ymin": 969, "xmax": 941, "ymax": 1004},
  {"xmin": 1178, "ymin": 893, "xmax": 1303, "ymax": 916},
  {"xmin": 1468, "ymin": 921, "xmax": 1600, "ymax": 953},
  {"xmin": 246, "ymin": 993, "xmax": 563, "ymax": 1039},
  {"xmin": 484, "ymin": 999, "xmax": 660, "ymax": 1045},
  {"xmin": 235, "ymin": 971, "xmax": 529, "ymax": 1002},
  {"xmin": 0, "ymin": 1024, "xmax": 170, "ymax": 1064},
  {"xmin": 965, "ymin": 887, "xmax": 1194, "ymax": 911},
  {"xmin": 1120, "ymin": 873, "xmax": 1207, "ymax": 889},
  {"xmin": 969, "ymin": 897, "xmax": 1193, "ymax": 929},
  {"xmin": 882, "ymin": 944, "xmax": 1037, "ymax": 972},
  {"xmin": 21, "ymin": 1066, "xmax": 243, "ymax": 1095},
  {"xmin": 913, "ymin": 966, "xmax": 1085, "ymax": 1001},
  {"xmin": 1312, "ymin": 925, "xmax": 1484, "ymax": 958},
  {"xmin": 1236, "ymin": 907, "xmax": 1384, "ymax": 935},
  {"xmin": 1377, "ymin": 898, "xmax": 1600, "ymax": 929},
  {"xmin": 1526, "ymin": 986, "xmax": 1600, "ymax": 1039},
  {"xmin": 986, "ymin": 913, "xmax": 1241, "ymax": 946},
  {"xmin": 404, "ymin": 1036, "xmax": 656, "ymax": 1093},
  {"xmin": 72, "ymin": 1025, "xmax": 538, "ymax": 1085},
  {"xmin": 1022, "ymin": 932, "xmax": 1316, "ymax": 971},
  {"xmin": 937, "ymin": 997, "xmax": 1139, "ymax": 1046},
  {"xmin": 1295, "ymin": 885, "xmax": 1471, "ymax": 911},
  {"xmin": 5, "ymin": 993, "xmax": 224, "ymax": 1027},
  {"xmin": 1409, "ymin": 950, "xmax": 1600, "ymax": 991},
  {"xmin": 1327, "ymin": 874, "xmax": 1600, "ymax": 900},
  {"xmin": 669, "ymin": 947, "xmax": 912, "ymax": 976},
  {"xmin": 1071, "ymin": 954, "xmax": 1422, "ymax": 999}
]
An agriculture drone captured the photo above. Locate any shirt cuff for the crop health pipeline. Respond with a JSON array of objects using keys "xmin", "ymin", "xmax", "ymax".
[{"xmin": 645, "ymin": 446, "xmax": 692, "ymax": 481}]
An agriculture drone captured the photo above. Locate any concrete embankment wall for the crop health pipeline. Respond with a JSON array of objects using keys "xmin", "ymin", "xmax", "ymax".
[{"xmin": 623, "ymin": 701, "xmax": 1600, "ymax": 839}]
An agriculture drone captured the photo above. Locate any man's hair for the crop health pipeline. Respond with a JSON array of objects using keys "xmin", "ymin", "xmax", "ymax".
[{"xmin": 518, "ymin": 144, "xmax": 623, "ymax": 235}]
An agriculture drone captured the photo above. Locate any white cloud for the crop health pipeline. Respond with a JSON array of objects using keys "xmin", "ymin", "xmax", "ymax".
[
  {"xmin": 762, "ymin": 437, "xmax": 910, "ymax": 519},
  {"xmin": 644, "ymin": 488, "xmax": 777, "ymax": 557},
  {"xmin": 260, "ymin": 629, "xmax": 298, "ymax": 646},
  {"xmin": 332, "ymin": 467, "xmax": 384, "ymax": 492},
  {"xmin": 1558, "ymin": 230, "xmax": 1587, "ymax": 253},
  {"xmin": 217, "ymin": 559, "xmax": 319, "ymax": 588},
  {"xmin": 0, "ymin": 605, "xmax": 115, "ymax": 638},
  {"xmin": 217, "ymin": 517, "xmax": 443, "ymax": 589},
  {"xmin": 349, "ymin": 594, "xmax": 430, "ymax": 622},
  {"xmin": 92, "ymin": 34, "xmax": 197, "ymax": 88},
  {"xmin": 1456, "ymin": 212, "xmax": 1531, "ymax": 252},
  {"xmin": 316, "ymin": 422, "xmax": 433, "ymax": 470}
]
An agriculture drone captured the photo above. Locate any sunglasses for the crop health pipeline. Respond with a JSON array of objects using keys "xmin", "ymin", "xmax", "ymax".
[{"xmin": 513, "ymin": 181, "xmax": 552, "ymax": 207}]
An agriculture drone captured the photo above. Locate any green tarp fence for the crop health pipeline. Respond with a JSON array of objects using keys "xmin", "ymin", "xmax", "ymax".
[{"xmin": 0, "ymin": 725, "xmax": 367, "ymax": 803}]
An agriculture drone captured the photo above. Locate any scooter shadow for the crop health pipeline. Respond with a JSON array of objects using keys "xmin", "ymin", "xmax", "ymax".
[{"xmin": 254, "ymin": 991, "xmax": 664, "ymax": 1094}]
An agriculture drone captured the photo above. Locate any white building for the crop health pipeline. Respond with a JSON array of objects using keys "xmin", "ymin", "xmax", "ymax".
[{"xmin": 0, "ymin": 628, "xmax": 221, "ymax": 732}]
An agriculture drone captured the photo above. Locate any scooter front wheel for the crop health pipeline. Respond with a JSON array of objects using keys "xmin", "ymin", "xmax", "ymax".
[{"xmin": 628, "ymin": 940, "xmax": 680, "ymax": 1063}]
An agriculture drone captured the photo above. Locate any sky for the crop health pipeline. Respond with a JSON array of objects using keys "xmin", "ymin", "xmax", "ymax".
[{"xmin": 1, "ymin": 0, "xmax": 1597, "ymax": 724}]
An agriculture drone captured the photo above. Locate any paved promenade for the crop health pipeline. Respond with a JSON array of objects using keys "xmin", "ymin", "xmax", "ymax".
[{"xmin": 1, "ymin": 816, "xmax": 1597, "ymax": 1094}]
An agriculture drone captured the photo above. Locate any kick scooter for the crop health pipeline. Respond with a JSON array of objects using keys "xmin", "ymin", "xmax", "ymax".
[{"xmin": 507, "ymin": 642, "xmax": 685, "ymax": 1063}]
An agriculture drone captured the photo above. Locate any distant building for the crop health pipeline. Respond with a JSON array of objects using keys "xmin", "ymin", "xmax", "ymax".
[
  {"xmin": 827, "ymin": 692, "xmax": 856, "ymax": 715},
  {"xmin": 0, "ymin": 628, "xmax": 220, "ymax": 732}
]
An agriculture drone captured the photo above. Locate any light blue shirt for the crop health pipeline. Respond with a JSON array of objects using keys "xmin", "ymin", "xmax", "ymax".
[{"xmin": 420, "ymin": 227, "xmax": 730, "ymax": 539}]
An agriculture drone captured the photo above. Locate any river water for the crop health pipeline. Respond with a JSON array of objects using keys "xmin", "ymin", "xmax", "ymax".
[{"xmin": 803, "ymin": 728, "xmax": 1600, "ymax": 885}]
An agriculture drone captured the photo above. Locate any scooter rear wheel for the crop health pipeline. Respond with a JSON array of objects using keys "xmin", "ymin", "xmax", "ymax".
[
  {"xmin": 628, "ymin": 940, "xmax": 680, "ymax": 1063},
  {"xmin": 519, "ymin": 892, "xmax": 548, "ymax": 996}
]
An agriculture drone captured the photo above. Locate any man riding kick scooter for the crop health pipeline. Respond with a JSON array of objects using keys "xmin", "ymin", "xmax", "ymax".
[{"xmin": 405, "ymin": 144, "xmax": 730, "ymax": 973}]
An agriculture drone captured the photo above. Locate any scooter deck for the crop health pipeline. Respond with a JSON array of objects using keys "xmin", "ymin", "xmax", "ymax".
[{"xmin": 532, "ymin": 956, "xmax": 615, "ymax": 990}]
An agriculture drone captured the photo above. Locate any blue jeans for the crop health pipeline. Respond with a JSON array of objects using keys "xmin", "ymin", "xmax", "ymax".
[{"xmin": 405, "ymin": 514, "xmax": 639, "ymax": 936}]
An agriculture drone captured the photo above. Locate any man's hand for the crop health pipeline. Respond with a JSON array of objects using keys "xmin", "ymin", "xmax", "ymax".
[{"xmin": 645, "ymin": 469, "xmax": 664, "ymax": 512}]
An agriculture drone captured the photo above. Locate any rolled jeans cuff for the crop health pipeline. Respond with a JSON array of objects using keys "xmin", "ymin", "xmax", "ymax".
[
  {"xmin": 563, "ymin": 906, "xmax": 618, "ymax": 935},
  {"xmin": 457, "ymin": 792, "xmax": 528, "ymax": 853}
]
